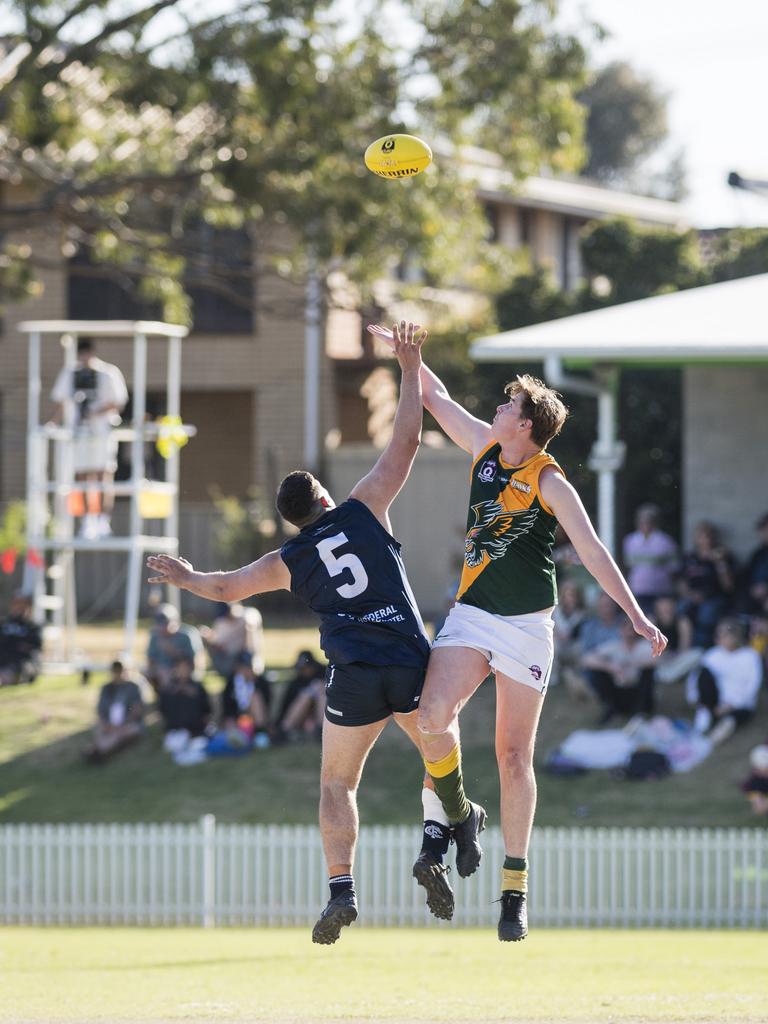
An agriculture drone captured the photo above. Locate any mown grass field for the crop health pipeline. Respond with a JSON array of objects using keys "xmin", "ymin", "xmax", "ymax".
[
  {"xmin": 0, "ymin": 623, "xmax": 765, "ymax": 827},
  {"xmin": 3, "ymin": 927, "xmax": 768, "ymax": 1023}
]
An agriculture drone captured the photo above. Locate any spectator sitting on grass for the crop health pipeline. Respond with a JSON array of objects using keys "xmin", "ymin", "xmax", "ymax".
[
  {"xmin": 581, "ymin": 617, "xmax": 656, "ymax": 726},
  {"xmin": 687, "ymin": 617, "xmax": 763, "ymax": 745},
  {"xmin": 679, "ymin": 522, "xmax": 737, "ymax": 648},
  {"xmin": 551, "ymin": 579, "xmax": 587, "ymax": 691},
  {"xmin": 145, "ymin": 604, "xmax": 203, "ymax": 693},
  {"xmin": 740, "ymin": 513, "xmax": 768, "ymax": 614},
  {"xmin": 0, "ymin": 592, "xmax": 42, "ymax": 687},
  {"xmin": 274, "ymin": 650, "xmax": 326, "ymax": 742},
  {"xmin": 564, "ymin": 592, "xmax": 622, "ymax": 701},
  {"xmin": 200, "ymin": 602, "xmax": 264, "ymax": 680},
  {"xmin": 749, "ymin": 612, "xmax": 768, "ymax": 674},
  {"xmin": 220, "ymin": 650, "xmax": 271, "ymax": 747},
  {"xmin": 741, "ymin": 744, "xmax": 768, "ymax": 817},
  {"xmin": 82, "ymin": 660, "xmax": 145, "ymax": 764},
  {"xmin": 158, "ymin": 657, "xmax": 212, "ymax": 752},
  {"xmin": 652, "ymin": 595, "xmax": 702, "ymax": 686}
]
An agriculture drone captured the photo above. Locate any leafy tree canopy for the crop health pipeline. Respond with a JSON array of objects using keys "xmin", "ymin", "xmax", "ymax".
[
  {"xmin": 578, "ymin": 61, "xmax": 668, "ymax": 184},
  {"xmin": 0, "ymin": 0, "xmax": 589, "ymax": 321}
]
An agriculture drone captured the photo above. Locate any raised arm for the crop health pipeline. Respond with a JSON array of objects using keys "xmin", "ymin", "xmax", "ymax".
[
  {"xmin": 367, "ymin": 323, "xmax": 492, "ymax": 457},
  {"xmin": 146, "ymin": 550, "xmax": 290, "ymax": 603},
  {"xmin": 350, "ymin": 321, "xmax": 426, "ymax": 528},
  {"xmin": 539, "ymin": 467, "xmax": 668, "ymax": 657}
]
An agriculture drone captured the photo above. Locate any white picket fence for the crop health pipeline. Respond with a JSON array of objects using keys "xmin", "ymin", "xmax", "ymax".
[{"xmin": 1, "ymin": 821, "xmax": 766, "ymax": 928}]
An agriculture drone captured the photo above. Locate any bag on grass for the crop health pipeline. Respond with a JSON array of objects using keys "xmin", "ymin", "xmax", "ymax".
[{"xmin": 624, "ymin": 749, "xmax": 671, "ymax": 781}]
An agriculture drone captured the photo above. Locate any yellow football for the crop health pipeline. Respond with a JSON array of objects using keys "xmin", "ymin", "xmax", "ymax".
[{"xmin": 364, "ymin": 134, "xmax": 432, "ymax": 179}]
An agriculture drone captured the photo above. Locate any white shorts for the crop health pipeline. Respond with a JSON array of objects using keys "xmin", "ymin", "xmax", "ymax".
[
  {"xmin": 73, "ymin": 428, "xmax": 118, "ymax": 473},
  {"xmin": 433, "ymin": 602, "xmax": 555, "ymax": 694}
]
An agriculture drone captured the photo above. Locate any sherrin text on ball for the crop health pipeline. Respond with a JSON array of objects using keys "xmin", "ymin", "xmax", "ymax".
[{"xmin": 364, "ymin": 134, "xmax": 432, "ymax": 178}]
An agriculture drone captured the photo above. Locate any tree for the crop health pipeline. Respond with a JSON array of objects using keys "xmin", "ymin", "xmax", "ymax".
[
  {"xmin": 413, "ymin": 0, "xmax": 587, "ymax": 176},
  {"xmin": 579, "ymin": 61, "xmax": 669, "ymax": 187},
  {"xmin": 578, "ymin": 218, "xmax": 702, "ymax": 305},
  {"xmin": 708, "ymin": 228, "xmax": 768, "ymax": 282},
  {"xmin": 0, "ymin": 0, "xmax": 590, "ymax": 321},
  {"xmin": 496, "ymin": 264, "xmax": 574, "ymax": 330}
]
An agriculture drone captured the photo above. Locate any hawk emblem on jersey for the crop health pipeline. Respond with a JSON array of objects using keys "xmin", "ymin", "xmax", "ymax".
[{"xmin": 464, "ymin": 500, "xmax": 539, "ymax": 569}]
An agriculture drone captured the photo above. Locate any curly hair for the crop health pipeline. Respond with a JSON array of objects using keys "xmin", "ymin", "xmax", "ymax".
[
  {"xmin": 504, "ymin": 374, "xmax": 569, "ymax": 448},
  {"xmin": 276, "ymin": 471, "xmax": 324, "ymax": 527}
]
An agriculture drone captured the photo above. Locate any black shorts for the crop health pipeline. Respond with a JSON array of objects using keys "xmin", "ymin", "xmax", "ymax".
[{"xmin": 324, "ymin": 662, "xmax": 425, "ymax": 727}]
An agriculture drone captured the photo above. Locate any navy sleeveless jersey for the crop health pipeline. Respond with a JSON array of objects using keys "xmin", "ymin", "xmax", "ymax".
[{"xmin": 280, "ymin": 498, "xmax": 430, "ymax": 668}]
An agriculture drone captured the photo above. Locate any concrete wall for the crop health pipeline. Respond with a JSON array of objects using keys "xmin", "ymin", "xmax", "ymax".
[
  {"xmin": 683, "ymin": 365, "xmax": 768, "ymax": 558},
  {"xmin": 326, "ymin": 443, "xmax": 470, "ymax": 619}
]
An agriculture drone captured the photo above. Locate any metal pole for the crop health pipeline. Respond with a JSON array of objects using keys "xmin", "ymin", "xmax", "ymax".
[
  {"xmin": 56, "ymin": 334, "xmax": 77, "ymax": 663},
  {"xmin": 23, "ymin": 332, "xmax": 44, "ymax": 607},
  {"xmin": 165, "ymin": 336, "xmax": 182, "ymax": 613},
  {"xmin": 123, "ymin": 331, "xmax": 147, "ymax": 664},
  {"xmin": 304, "ymin": 251, "xmax": 321, "ymax": 472},
  {"xmin": 596, "ymin": 385, "xmax": 616, "ymax": 555}
]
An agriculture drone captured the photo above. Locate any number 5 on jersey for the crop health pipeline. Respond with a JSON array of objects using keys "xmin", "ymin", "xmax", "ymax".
[{"xmin": 316, "ymin": 532, "xmax": 369, "ymax": 598}]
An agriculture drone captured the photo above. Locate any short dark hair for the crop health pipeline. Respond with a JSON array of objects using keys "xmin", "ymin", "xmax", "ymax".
[
  {"xmin": 110, "ymin": 660, "xmax": 124, "ymax": 673},
  {"xmin": 276, "ymin": 471, "xmax": 324, "ymax": 527},
  {"xmin": 77, "ymin": 338, "xmax": 94, "ymax": 356}
]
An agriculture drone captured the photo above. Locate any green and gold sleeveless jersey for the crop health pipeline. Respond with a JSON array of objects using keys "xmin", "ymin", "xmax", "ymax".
[{"xmin": 456, "ymin": 442, "xmax": 562, "ymax": 616}]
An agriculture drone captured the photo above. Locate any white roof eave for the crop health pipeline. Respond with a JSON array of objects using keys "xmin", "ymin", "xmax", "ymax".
[
  {"xmin": 471, "ymin": 274, "xmax": 768, "ymax": 363},
  {"xmin": 18, "ymin": 320, "xmax": 189, "ymax": 338}
]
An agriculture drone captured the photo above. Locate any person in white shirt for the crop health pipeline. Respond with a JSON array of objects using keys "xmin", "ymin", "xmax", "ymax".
[
  {"xmin": 51, "ymin": 338, "xmax": 128, "ymax": 539},
  {"xmin": 688, "ymin": 617, "xmax": 763, "ymax": 744}
]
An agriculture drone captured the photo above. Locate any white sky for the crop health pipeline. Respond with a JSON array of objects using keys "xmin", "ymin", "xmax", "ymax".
[{"xmin": 559, "ymin": 0, "xmax": 768, "ymax": 227}]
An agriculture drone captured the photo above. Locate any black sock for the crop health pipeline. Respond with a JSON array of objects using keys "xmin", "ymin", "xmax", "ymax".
[
  {"xmin": 329, "ymin": 874, "xmax": 355, "ymax": 900},
  {"xmin": 421, "ymin": 820, "xmax": 451, "ymax": 864}
]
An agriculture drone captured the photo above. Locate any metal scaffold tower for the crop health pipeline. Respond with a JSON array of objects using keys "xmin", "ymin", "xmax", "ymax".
[{"xmin": 19, "ymin": 320, "xmax": 194, "ymax": 671}]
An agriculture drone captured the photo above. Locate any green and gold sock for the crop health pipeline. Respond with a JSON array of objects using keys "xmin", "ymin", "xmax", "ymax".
[
  {"xmin": 502, "ymin": 855, "xmax": 528, "ymax": 895},
  {"xmin": 424, "ymin": 744, "xmax": 471, "ymax": 824}
]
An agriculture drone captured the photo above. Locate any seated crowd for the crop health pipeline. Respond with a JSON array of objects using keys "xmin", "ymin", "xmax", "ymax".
[
  {"xmin": 553, "ymin": 505, "xmax": 768, "ymax": 758},
  {"xmin": 78, "ymin": 599, "xmax": 327, "ymax": 766},
  {"xmin": 557, "ymin": 505, "xmax": 768, "ymax": 733},
  {"xmin": 3, "ymin": 502, "xmax": 765, "ymax": 810}
]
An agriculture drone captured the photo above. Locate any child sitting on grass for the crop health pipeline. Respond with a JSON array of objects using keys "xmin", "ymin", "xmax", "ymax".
[{"xmin": 741, "ymin": 744, "xmax": 768, "ymax": 817}]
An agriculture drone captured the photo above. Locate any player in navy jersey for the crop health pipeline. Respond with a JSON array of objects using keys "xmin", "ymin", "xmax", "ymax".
[{"xmin": 147, "ymin": 322, "xmax": 483, "ymax": 945}]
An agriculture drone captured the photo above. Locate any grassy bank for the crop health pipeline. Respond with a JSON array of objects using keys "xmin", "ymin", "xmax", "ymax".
[{"xmin": 0, "ymin": 624, "xmax": 764, "ymax": 826}]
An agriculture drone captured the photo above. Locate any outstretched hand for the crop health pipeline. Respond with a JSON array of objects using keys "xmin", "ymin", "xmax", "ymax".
[
  {"xmin": 146, "ymin": 553, "xmax": 194, "ymax": 589},
  {"xmin": 391, "ymin": 320, "xmax": 427, "ymax": 372},
  {"xmin": 632, "ymin": 614, "xmax": 668, "ymax": 657},
  {"xmin": 367, "ymin": 322, "xmax": 396, "ymax": 351}
]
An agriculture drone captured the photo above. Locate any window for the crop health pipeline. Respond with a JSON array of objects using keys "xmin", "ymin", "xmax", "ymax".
[
  {"xmin": 68, "ymin": 224, "xmax": 255, "ymax": 333},
  {"xmin": 184, "ymin": 223, "xmax": 254, "ymax": 334},
  {"xmin": 68, "ymin": 250, "xmax": 161, "ymax": 321}
]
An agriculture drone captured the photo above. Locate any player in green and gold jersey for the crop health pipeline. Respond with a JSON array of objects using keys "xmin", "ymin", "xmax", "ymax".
[{"xmin": 368, "ymin": 322, "xmax": 668, "ymax": 943}]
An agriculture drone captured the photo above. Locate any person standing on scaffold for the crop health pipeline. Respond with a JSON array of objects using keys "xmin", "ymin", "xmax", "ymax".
[{"xmin": 51, "ymin": 338, "xmax": 128, "ymax": 539}]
